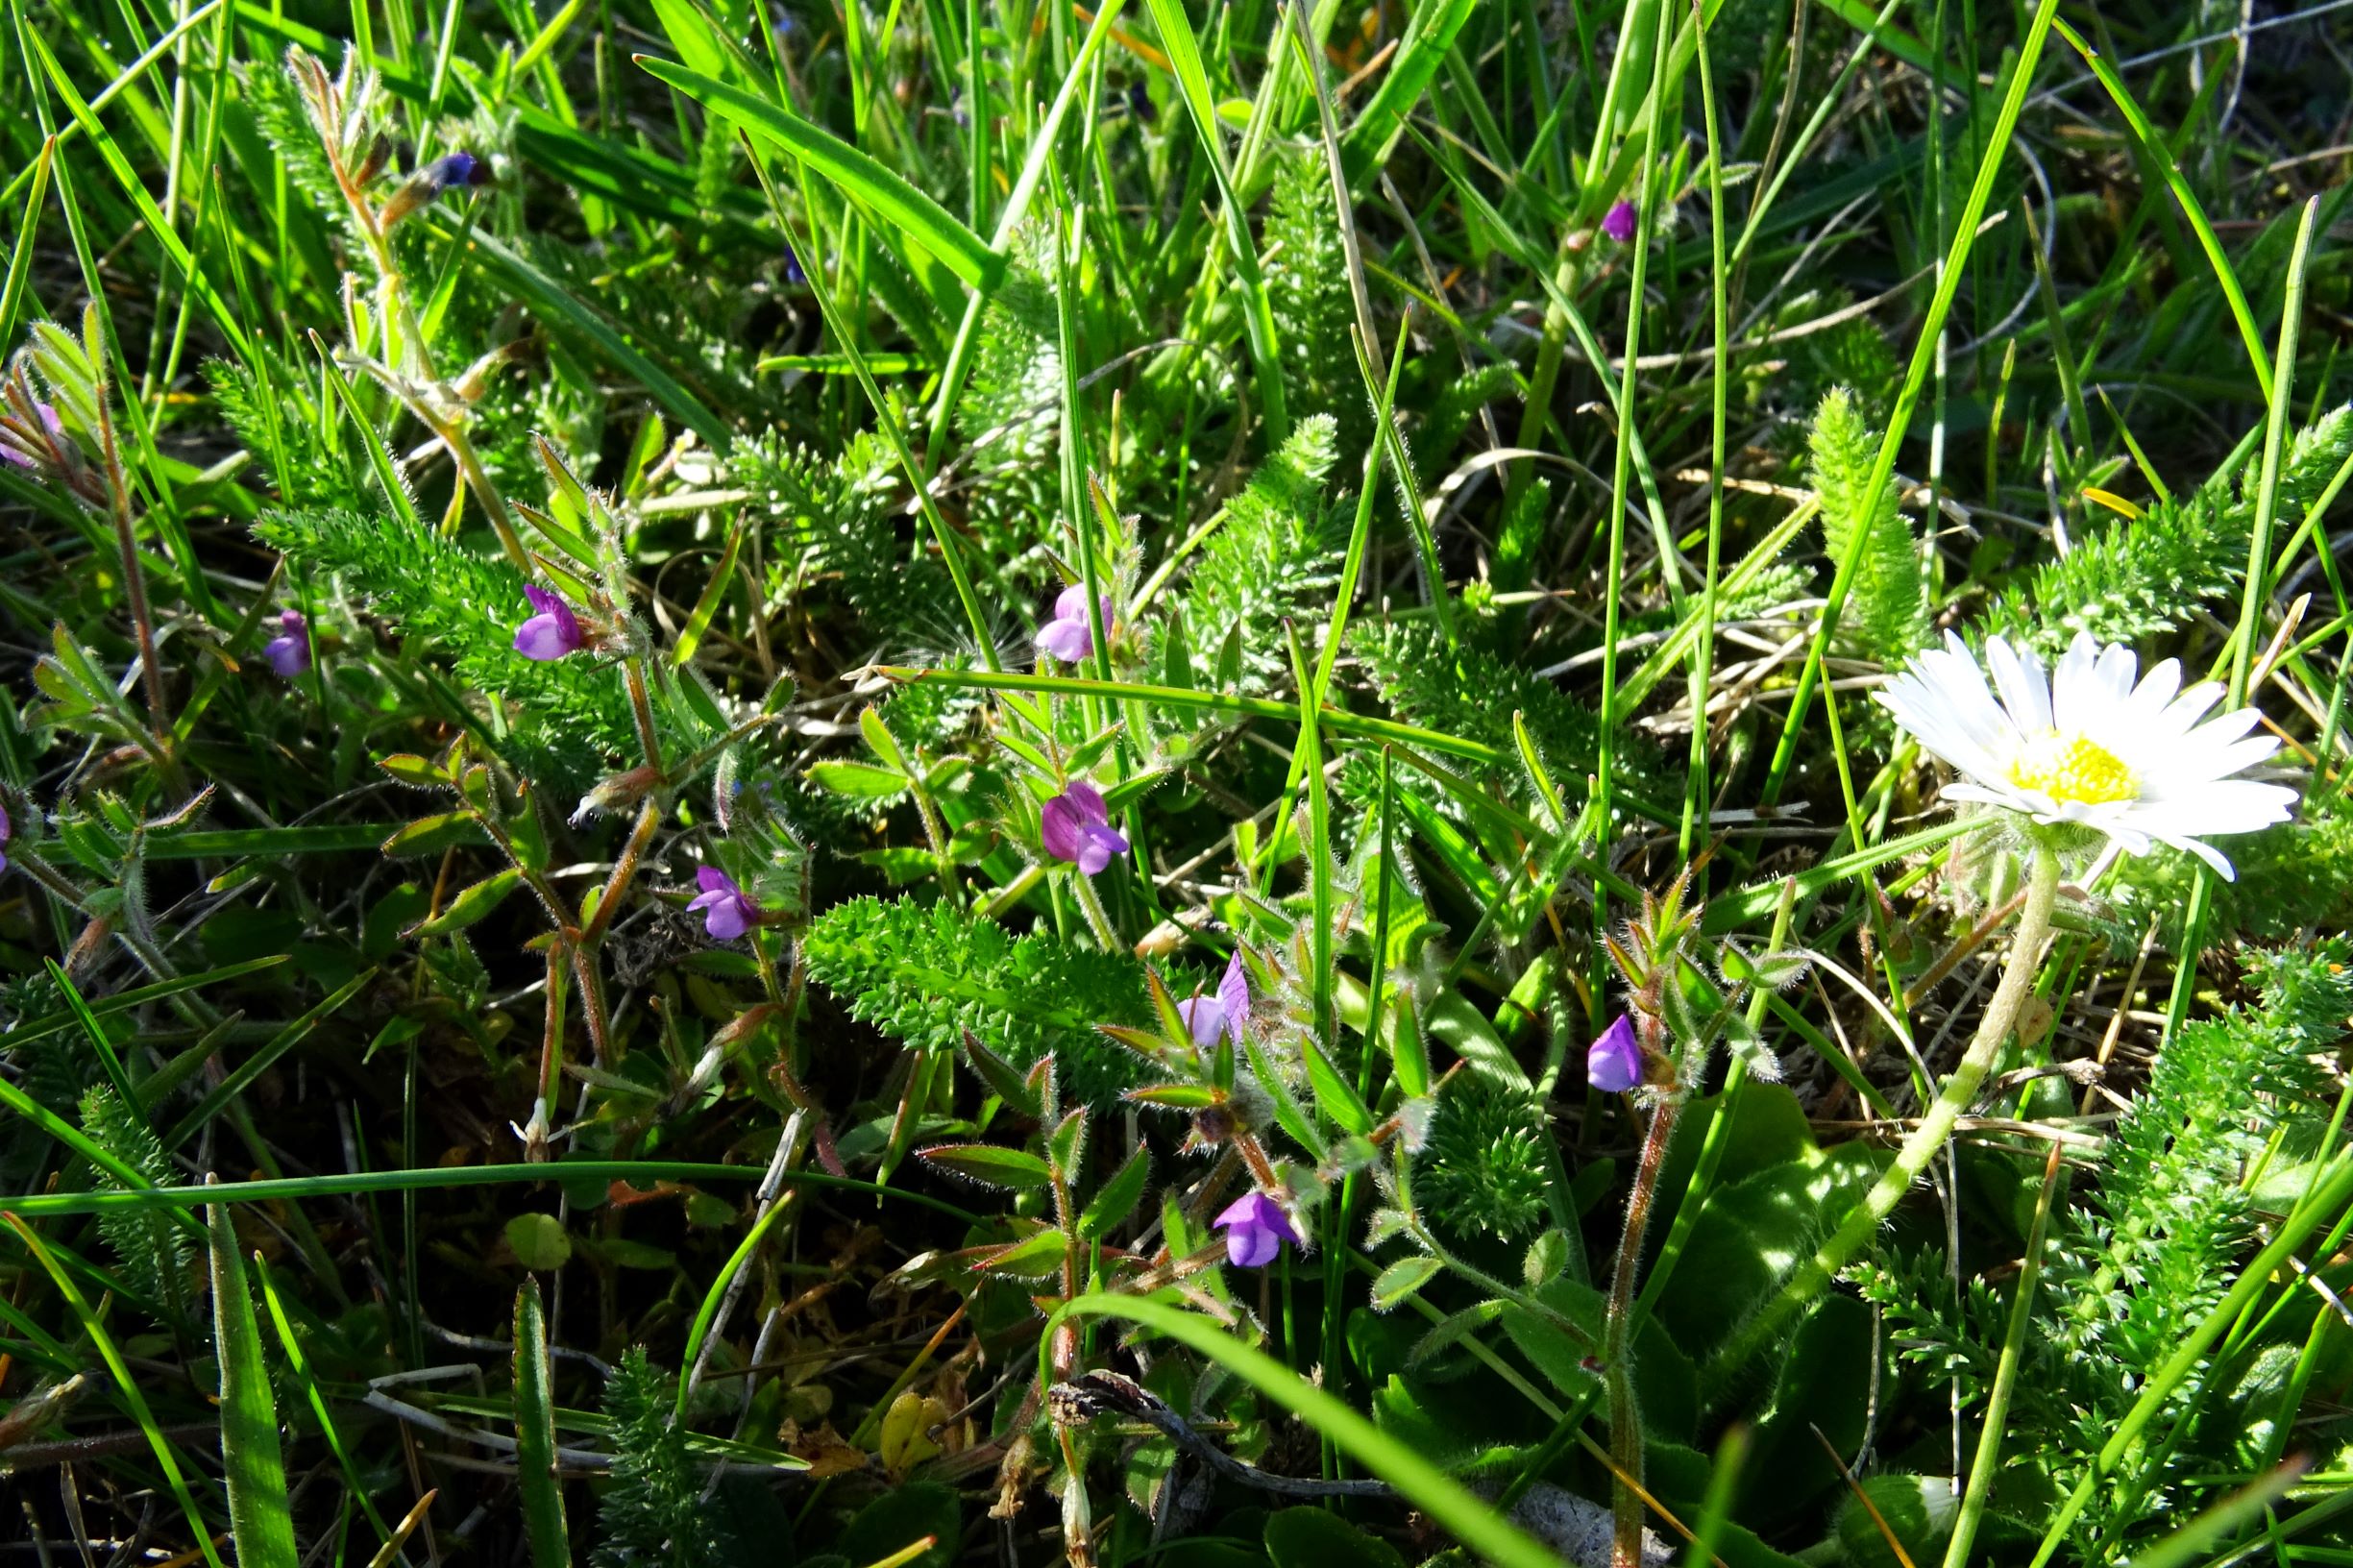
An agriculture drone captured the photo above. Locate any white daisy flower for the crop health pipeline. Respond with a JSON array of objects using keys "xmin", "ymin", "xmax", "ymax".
[{"xmin": 1876, "ymin": 630, "xmax": 2297, "ymax": 880}]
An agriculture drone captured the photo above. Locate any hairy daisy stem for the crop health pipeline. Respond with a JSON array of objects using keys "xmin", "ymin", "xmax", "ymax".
[
  {"xmin": 1708, "ymin": 844, "xmax": 2063, "ymax": 1386},
  {"xmin": 1605, "ymin": 1014, "xmax": 1681, "ymax": 1568}
]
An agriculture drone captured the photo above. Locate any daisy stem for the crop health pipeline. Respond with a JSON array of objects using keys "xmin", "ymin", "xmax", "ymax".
[{"xmin": 1706, "ymin": 843, "xmax": 2062, "ymax": 1389}]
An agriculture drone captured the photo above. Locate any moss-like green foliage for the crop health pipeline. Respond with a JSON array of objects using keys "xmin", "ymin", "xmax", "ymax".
[
  {"xmin": 737, "ymin": 429, "xmax": 953, "ymax": 649},
  {"xmin": 1981, "ymin": 406, "xmax": 2353, "ymax": 654},
  {"xmin": 80, "ymin": 1084, "xmax": 189, "ymax": 1317},
  {"xmin": 1263, "ymin": 155, "xmax": 1359, "ymax": 445},
  {"xmin": 1353, "ymin": 620, "xmax": 1663, "ymax": 807},
  {"xmin": 253, "ymin": 505, "xmax": 635, "ymax": 771},
  {"xmin": 1859, "ymin": 941, "xmax": 2353, "ymax": 1547},
  {"xmin": 1808, "ymin": 387, "xmax": 1928, "ymax": 661},
  {"xmin": 592, "ymin": 1349, "xmax": 717, "ymax": 1568},
  {"xmin": 1416, "ymin": 1073, "xmax": 1553, "ymax": 1239},
  {"xmin": 799, "ymin": 895, "xmax": 1152, "ymax": 1106},
  {"xmin": 1162, "ymin": 413, "xmax": 1342, "ymax": 692}
]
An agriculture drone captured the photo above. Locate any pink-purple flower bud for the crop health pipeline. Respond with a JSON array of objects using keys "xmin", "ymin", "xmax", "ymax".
[
  {"xmin": 262, "ymin": 609, "xmax": 310, "ymax": 678},
  {"xmin": 1586, "ymin": 1014, "xmax": 1644, "ymax": 1092},
  {"xmin": 514, "ymin": 586, "xmax": 585, "ymax": 661},
  {"xmin": 1040, "ymin": 780, "xmax": 1129, "ymax": 876},
  {"xmin": 1213, "ymin": 1190, "xmax": 1301, "ymax": 1268}
]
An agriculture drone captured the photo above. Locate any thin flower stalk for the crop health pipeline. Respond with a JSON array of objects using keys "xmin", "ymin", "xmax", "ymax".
[{"xmin": 1712, "ymin": 844, "xmax": 2064, "ymax": 1382}]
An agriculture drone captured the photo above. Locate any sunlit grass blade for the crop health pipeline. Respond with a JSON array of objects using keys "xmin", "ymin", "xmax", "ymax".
[
  {"xmin": 207, "ymin": 1185, "xmax": 297, "ymax": 1568},
  {"xmin": 636, "ymin": 57, "xmax": 1000, "ymax": 295}
]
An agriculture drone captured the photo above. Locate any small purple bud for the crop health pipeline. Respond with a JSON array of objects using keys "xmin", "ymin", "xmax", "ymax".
[
  {"xmin": 782, "ymin": 241, "xmax": 806, "ymax": 286},
  {"xmin": 1602, "ymin": 199, "xmax": 1638, "ymax": 243},
  {"xmin": 1, "ymin": 402, "xmax": 61, "ymax": 471},
  {"xmin": 513, "ymin": 585, "xmax": 585, "ymax": 661},
  {"xmin": 262, "ymin": 609, "xmax": 311, "ymax": 678},
  {"xmin": 0, "ymin": 801, "xmax": 11, "ymax": 876},
  {"xmin": 1213, "ymin": 1190, "xmax": 1301, "ymax": 1268},
  {"xmin": 1586, "ymin": 1014, "xmax": 1645, "ymax": 1092},
  {"xmin": 1036, "ymin": 583, "xmax": 1112, "ymax": 664},
  {"xmin": 687, "ymin": 865, "xmax": 761, "ymax": 941},
  {"xmin": 1040, "ymin": 780, "xmax": 1129, "ymax": 876},
  {"xmin": 1126, "ymin": 82, "xmax": 1156, "ymax": 122}
]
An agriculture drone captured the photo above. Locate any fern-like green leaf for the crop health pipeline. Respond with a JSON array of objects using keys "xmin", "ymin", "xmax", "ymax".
[
  {"xmin": 800, "ymin": 894, "xmax": 1154, "ymax": 1106},
  {"xmin": 253, "ymin": 505, "xmax": 636, "ymax": 774},
  {"xmin": 1808, "ymin": 387, "xmax": 1928, "ymax": 661},
  {"xmin": 80, "ymin": 1085, "xmax": 189, "ymax": 1316},
  {"xmin": 1161, "ymin": 413, "xmax": 1342, "ymax": 692},
  {"xmin": 1981, "ymin": 406, "xmax": 2353, "ymax": 653},
  {"xmin": 592, "ymin": 1348, "xmax": 718, "ymax": 1568}
]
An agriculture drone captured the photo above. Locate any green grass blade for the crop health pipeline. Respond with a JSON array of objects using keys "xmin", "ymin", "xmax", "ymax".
[
  {"xmin": 636, "ymin": 56, "xmax": 1000, "ymax": 295},
  {"xmin": 207, "ymin": 1185, "xmax": 298, "ymax": 1568},
  {"xmin": 1047, "ymin": 1293, "xmax": 1560, "ymax": 1568},
  {"xmin": 3, "ymin": 1214, "xmax": 229, "ymax": 1568},
  {"xmin": 512, "ymin": 1279, "xmax": 570, "ymax": 1568}
]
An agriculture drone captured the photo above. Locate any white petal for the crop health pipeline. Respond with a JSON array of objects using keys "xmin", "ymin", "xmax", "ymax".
[
  {"xmin": 2094, "ymin": 641, "xmax": 2139, "ymax": 703},
  {"xmin": 2150, "ymin": 830, "xmax": 2237, "ymax": 881},
  {"xmin": 1985, "ymin": 637, "xmax": 2053, "ymax": 734},
  {"xmin": 2051, "ymin": 634, "xmax": 2102, "ymax": 730},
  {"xmin": 2136, "ymin": 735, "xmax": 2280, "ymax": 793}
]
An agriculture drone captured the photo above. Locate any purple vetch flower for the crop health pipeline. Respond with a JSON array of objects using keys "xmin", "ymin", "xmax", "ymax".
[
  {"xmin": 1213, "ymin": 1190, "xmax": 1301, "ymax": 1268},
  {"xmin": 422, "ymin": 152, "xmax": 492, "ymax": 192},
  {"xmin": 262, "ymin": 609, "xmax": 310, "ymax": 678},
  {"xmin": 513, "ymin": 586, "xmax": 585, "ymax": 661},
  {"xmin": 1176, "ymin": 950, "xmax": 1251, "ymax": 1048},
  {"xmin": 782, "ymin": 241, "xmax": 806, "ymax": 286},
  {"xmin": 1126, "ymin": 82, "xmax": 1156, "ymax": 122},
  {"xmin": 1586, "ymin": 1014, "xmax": 1644, "ymax": 1092},
  {"xmin": 1040, "ymin": 780, "xmax": 1129, "ymax": 876},
  {"xmin": 1035, "ymin": 584, "xmax": 1113, "ymax": 664},
  {"xmin": 688, "ymin": 865, "xmax": 760, "ymax": 941},
  {"xmin": 1602, "ymin": 199, "xmax": 1638, "ymax": 244},
  {"xmin": 0, "ymin": 802, "xmax": 11, "ymax": 876}
]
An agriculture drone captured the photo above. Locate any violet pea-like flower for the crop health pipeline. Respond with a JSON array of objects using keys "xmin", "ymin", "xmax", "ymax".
[
  {"xmin": 1586, "ymin": 1014, "xmax": 1644, "ymax": 1092},
  {"xmin": 1213, "ymin": 1191, "xmax": 1301, "ymax": 1269},
  {"xmin": 514, "ymin": 586, "xmax": 585, "ymax": 661},
  {"xmin": 1602, "ymin": 199, "xmax": 1638, "ymax": 243},
  {"xmin": 1176, "ymin": 950, "xmax": 1251, "ymax": 1049},
  {"xmin": 0, "ymin": 801, "xmax": 11, "ymax": 876},
  {"xmin": 1040, "ymin": 780, "xmax": 1129, "ymax": 876},
  {"xmin": 1035, "ymin": 584, "xmax": 1113, "ymax": 664},
  {"xmin": 263, "ymin": 609, "xmax": 310, "ymax": 678},
  {"xmin": 688, "ymin": 866, "xmax": 760, "ymax": 942},
  {"xmin": 423, "ymin": 152, "xmax": 491, "ymax": 192}
]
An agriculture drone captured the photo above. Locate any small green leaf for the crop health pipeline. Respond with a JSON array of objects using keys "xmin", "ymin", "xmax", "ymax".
[
  {"xmin": 407, "ymin": 870, "xmax": 524, "ymax": 937},
  {"xmin": 512, "ymin": 1281, "xmax": 569, "ymax": 1568},
  {"xmin": 1371, "ymin": 1254, "xmax": 1443, "ymax": 1311},
  {"xmin": 381, "ymin": 812, "xmax": 483, "ymax": 858},
  {"xmin": 918, "ymin": 1143, "xmax": 1053, "ymax": 1189},
  {"xmin": 809, "ymin": 761, "xmax": 910, "ymax": 798},
  {"xmin": 1080, "ymin": 1141, "xmax": 1151, "ymax": 1239},
  {"xmin": 208, "ymin": 1194, "xmax": 297, "ymax": 1568},
  {"xmin": 504, "ymin": 1213, "xmax": 573, "ymax": 1271},
  {"xmin": 859, "ymin": 707, "xmax": 909, "ymax": 772}
]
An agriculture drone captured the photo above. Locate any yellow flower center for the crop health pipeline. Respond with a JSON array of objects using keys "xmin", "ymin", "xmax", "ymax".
[{"xmin": 2005, "ymin": 730, "xmax": 2139, "ymax": 804}]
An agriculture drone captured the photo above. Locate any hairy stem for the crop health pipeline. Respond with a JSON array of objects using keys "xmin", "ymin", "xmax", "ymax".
[
  {"xmin": 1709, "ymin": 844, "xmax": 2063, "ymax": 1385},
  {"xmin": 1605, "ymin": 1019, "xmax": 1681, "ymax": 1568}
]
